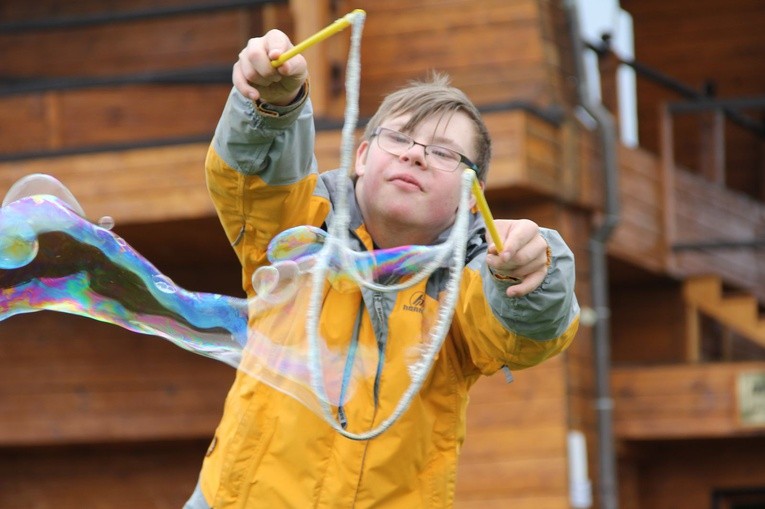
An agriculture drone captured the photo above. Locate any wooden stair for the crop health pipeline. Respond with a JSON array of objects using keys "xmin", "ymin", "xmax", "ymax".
[{"xmin": 683, "ymin": 275, "xmax": 765, "ymax": 361}]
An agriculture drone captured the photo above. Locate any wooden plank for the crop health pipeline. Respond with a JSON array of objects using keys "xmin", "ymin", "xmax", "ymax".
[
  {"xmin": 670, "ymin": 168, "xmax": 765, "ymax": 296},
  {"xmin": 675, "ymin": 170, "xmax": 765, "ymax": 221},
  {"xmin": 456, "ymin": 495, "xmax": 569, "ymax": 509},
  {"xmin": 618, "ymin": 170, "xmax": 662, "ymax": 209},
  {"xmin": 567, "ymin": 352, "xmax": 597, "ymax": 396},
  {"xmin": 357, "ymin": 0, "xmax": 538, "ymax": 36},
  {"xmin": 0, "ymin": 143, "xmax": 213, "ymax": 224},
  {"xmin": 460, "ymin": 425, "xmax": 568, "ymax": 462},
  {"xmin": 0, "ymin": 85, "xmax": 229, "ymax": 155},
  {"xmin": 0, "ymin": 0, "xmax": 214, "ymax": 22},
  {"xmin": 459, "ymin": 357, "xmax": 570, "ymax": 495},
  {"xmin": 612, "ymin": 362, "xmax": 765, "ymax": 439},
  {"xmin": 0, "ymin": 313, "xmax": 233, "ymax": 446},
  {"xmin": 619, "ymin": 145, "xmax": 661, "ymax": 177},
  {"xmin": 686, "ymin": 302, "xmax": 701, "ymax": 362},
  {"xmin": 456, "ymin": 457, "xmax": 568, "ymax": 498},
  {"xmin": 611, "ymin": 282, "xmax": 687, "ymax": 364},
  {"xmin": 615, "ymin": 435, "xmax": 765, "ymax": 509},
  {"xmin": 617, "ymin": 194, "xmax": 663, "ymax": 232},
  {"xmin": 0, "ymin": 439, "xmax": 207, "ymax": 509},
  {"xmin": 698, "ymin": 110, "xmax": 726, "ymax": 184},
  {"xmin": 349, "ymin": 0, "xmax": 556, "ymax": 113},
  {"xmin": 0, "ymin": 108, "xmax": 572, "ymax": 223},
  {"xmin": 466, "ymin": 396, "xmax": 566, "ymax": 430},
  {"xmin": 361, "ymin": 24, "xmax": 543, "ymax": 77},
  {"xmin": 359, "ymin": 62, "xmax": 550, "ymax": 114},
  {"xmin": 0, "ymin": 96, "xmax": 50, "ymax": 153},
  {"xmin": 1, "ymin": 10, "xmax": 250, "ymax": 78},
  {"xmin": 466, "ymin": 360, "xmax": 565, "ymax": 406},
  {"xmin": 609, "ymin": 225, "xmax": 663, "ymax": 269},
  {"xmin": 289, "ymin": 0, "xmax": 330, "ymax": 115}
]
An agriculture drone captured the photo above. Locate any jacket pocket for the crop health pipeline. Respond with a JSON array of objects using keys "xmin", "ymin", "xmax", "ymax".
[{"xmin": 244, "ymin": 416, "xmax": 278, "ymax": 486}]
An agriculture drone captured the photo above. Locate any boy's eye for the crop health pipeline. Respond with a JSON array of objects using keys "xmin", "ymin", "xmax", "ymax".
[
  {"xmin": 429, "ymin": 147, "xmax": 456, "ymax": 160},
  {"xmin": 388, "ymin": 132, "xmax": 411, "ymax": 145}
]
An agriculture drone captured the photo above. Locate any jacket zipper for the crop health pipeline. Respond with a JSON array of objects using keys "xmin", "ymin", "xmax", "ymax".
[{"xmin": 371, "ymin": 291, "xmax": 387, "ymax": 406}]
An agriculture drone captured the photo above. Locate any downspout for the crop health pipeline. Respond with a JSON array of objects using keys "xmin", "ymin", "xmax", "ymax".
[{"xmin": 563, "ymin": 2, "xmax": 621, "ymax": 509}]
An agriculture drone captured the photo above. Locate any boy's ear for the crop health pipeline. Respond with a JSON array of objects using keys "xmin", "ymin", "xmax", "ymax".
[
  {"xmin": 467, "ymin": 179, "xmax": 483, "ymax": 211},
  {"xmin": 354, "ymin": 140, "xmax": 370, "ymax": 177}
]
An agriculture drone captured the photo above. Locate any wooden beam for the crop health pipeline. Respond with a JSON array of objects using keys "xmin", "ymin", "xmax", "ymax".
[
  {"xmin": 612, "ymin": 362, "xmax": 765, "ymax": 440},
  {"xmin": 0, "ymin": 312, "xmax": 233, "ymax": 446},
  {"xmin": 698, "ymin": 109, "xmax": 726, "ymax": 185},
  {"xmin": 289, "ymin": 0, "xmax": 330, "ymax": 115},
  {"xmin": 658, "ymin": 103, "xmax": 678, "ymax": 272},
  {"xmin": 685, "ymin": 302, "xmax": 701, "ymax": 363}
]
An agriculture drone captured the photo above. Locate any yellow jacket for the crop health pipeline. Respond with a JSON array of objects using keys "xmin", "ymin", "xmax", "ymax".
[{"xmin": 197, "ymin": 88, "xmax": 579, "ymax": 508}]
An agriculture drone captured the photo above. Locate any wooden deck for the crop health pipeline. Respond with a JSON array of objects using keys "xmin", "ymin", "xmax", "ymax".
[
  {"xmin": 611, "ymin": 144, "xmax": 765, "ymax": 302},
  {"xmin": 613, "ymin": 362, "xmax": 765, "ymax": 440}
]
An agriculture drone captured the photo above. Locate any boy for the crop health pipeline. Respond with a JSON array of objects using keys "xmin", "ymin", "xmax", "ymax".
[{"xmin": 185, "ymin": 29, "xmax": 579, "ymax": 508}]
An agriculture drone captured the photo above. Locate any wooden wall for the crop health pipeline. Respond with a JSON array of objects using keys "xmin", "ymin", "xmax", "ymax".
[
  {"xmin": 620, "ymin": 0, "xmax": 765, "ymax": 199},
  {"xmin": 613, "ymin": 362, "xmax": 765, "ymax": 440},
  {"xmin": 457, "ymin": 358, "xmax": 570, "ymax": 509},
  {"xmin": 606, "ymin": 138, "xmax": 765, "ymax": 304},
  {"xmin": 326, "ymin": 0, "xmax": 577, "ymax": 118},
  {"xmin": 617, "ymin": 436, "xmax": 765, "ymax": 509},
  {"xmin": 608, "ymin": 146, "xmax": 665, "ymax": 274},
  {"xmin": 671, "ymin": 169, "xmax": 765, "ymax": 298},
  {"xmin": 0, "ymin": 1, "xmax": 285, "ymax": 157},
  {"xmin": 0, "ymin": 440, "xmax": 211, "ymax": 509},
  {"xmin": 0, "ymin": 1, "xmax": 595, "ymax": 506},
  {"xmin": 610, "ymin": 278, "xmax": 687, "ymax": 365},
  {"xmin": 0, "ymin": 216, "xmax": 241, "ymax": 507},
  {"xmin": 466, "ymin": 197, "xmax": 598, "ymax": 508}
]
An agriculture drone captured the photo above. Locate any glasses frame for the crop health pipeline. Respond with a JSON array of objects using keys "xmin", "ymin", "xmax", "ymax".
[{"xmin": 371, "ymin": 127, "xmax": 480, "ymax": 175}]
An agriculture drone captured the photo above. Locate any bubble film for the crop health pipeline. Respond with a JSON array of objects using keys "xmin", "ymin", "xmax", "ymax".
[{"xmin": 0, "ymin": 178, "xmax": 455, "ymax": 426}]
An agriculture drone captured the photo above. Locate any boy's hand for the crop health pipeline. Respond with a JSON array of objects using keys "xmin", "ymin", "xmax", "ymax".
[
  {"xmin": 486, "ymin": 219, "xmax": 550, "ymax": 298},
  {"xmin": 233, "ymin": 29, "xmax": 309, "ymax": 106}
]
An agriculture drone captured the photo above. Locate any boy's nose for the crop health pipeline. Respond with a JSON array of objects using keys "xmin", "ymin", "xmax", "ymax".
[{"xmin": 401, "ymin": 143, "xmax": 428, "ymax": 169}]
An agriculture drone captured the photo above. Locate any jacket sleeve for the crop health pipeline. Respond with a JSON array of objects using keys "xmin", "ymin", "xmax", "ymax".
[
  {"xmin": 454, "ymin": 227, "xmax": 580, "ymax": 375},
  {"xmin": 205, "ymin": 86, "xmax": 326, "ymax": 294}
]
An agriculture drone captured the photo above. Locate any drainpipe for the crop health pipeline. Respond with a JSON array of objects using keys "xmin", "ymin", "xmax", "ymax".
[{"xmin": 563, "ymin": 2, "xmax": 621, "ymax": 509}]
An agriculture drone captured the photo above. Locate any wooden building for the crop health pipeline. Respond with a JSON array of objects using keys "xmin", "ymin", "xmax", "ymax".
[{"xmin": 1, "ymin": 0, "xmax": 764, "ymax": 507}]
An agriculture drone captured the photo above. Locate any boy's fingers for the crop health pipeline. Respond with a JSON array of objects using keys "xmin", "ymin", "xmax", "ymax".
[
  {"xmin": 505, "ymin": 269, "xmax": 546, "ymax": 298},
  {"xmin": 232, "ymin": 62, "xmax": 260, "ymax": 101}
]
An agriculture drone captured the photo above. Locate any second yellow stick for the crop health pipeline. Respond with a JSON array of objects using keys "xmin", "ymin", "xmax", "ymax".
[{"xmin": 471, "ymin": 177, "xmax": 504, "ymax": 252}]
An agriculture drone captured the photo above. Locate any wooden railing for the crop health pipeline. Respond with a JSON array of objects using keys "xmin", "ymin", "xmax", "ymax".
[{"xmin": 592, "ymin": 41, "xmax": 765, "ymax": 303}]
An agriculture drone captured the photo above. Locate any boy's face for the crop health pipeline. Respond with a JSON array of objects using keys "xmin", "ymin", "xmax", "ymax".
[{"xmin": 354, "ymin": 111, "xmax": 478, "ymax": 246}]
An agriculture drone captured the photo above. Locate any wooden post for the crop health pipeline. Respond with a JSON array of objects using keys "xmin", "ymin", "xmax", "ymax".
[
  {"xmin": 659, "ymin": 103, "xmax": 678, "ymax": 272},
  {"xmin": 698, "ymin": 109, "xmax": 726, "ymax": 185},
  {"xmin": 597, "ymin": 47, "xmax": 621, "ymax": 133},
  {"xmin": 721, "ymin": 326, "xmax": 734, "ymax": 361},
  {"xmin": 760, "ymin": 118, "xmax": 765, "ymax": 201},
  {"xmin": 685, "ymin": 303, "xmax": 701, "ymax": 363},
  {"xmin": 289, "ymin": 0, "xmax": 330, "ymax": 116}
]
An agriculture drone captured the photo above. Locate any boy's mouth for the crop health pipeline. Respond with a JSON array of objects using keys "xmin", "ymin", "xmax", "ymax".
[{"xmin": 389, "ymin": 173, "xmax": 423, "ymax": 191}]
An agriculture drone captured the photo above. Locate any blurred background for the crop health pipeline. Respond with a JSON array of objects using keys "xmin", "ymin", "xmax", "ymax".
[{"xmin": 1, "ymin": 0, "xmax": 764, "ymax": 507}]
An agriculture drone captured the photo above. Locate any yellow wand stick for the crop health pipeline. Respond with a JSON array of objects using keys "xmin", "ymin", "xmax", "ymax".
[
  {"xmin": 269, "ymin": 10, "xmax": 504, "ymax": 252},
  {"xmin": 470, "ymin": 176, "xmax": 504, "ymax": 252},
  {"xmin": 271, "ymin": 9, "xmax": 366, "ymax": 68}
]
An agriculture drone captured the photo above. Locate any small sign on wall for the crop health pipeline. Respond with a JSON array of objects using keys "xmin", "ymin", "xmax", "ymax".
[{"xmin": 737, "ymin": 371, "xmax": 765, "ymax": 426}]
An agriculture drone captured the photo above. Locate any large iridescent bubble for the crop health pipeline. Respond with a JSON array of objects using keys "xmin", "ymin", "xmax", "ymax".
[
  {"xmin": 1, "ymin": 175, "xmax": 249, "ymax": 368},
  {"xmin": 0, "ymin": 175, "xmax": 464, "ymax": 429}
]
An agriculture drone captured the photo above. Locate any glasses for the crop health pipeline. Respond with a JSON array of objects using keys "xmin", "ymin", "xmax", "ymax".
[{"xmin": 371, "ymin": 127, "xmax": 479, "ymax": 174}]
